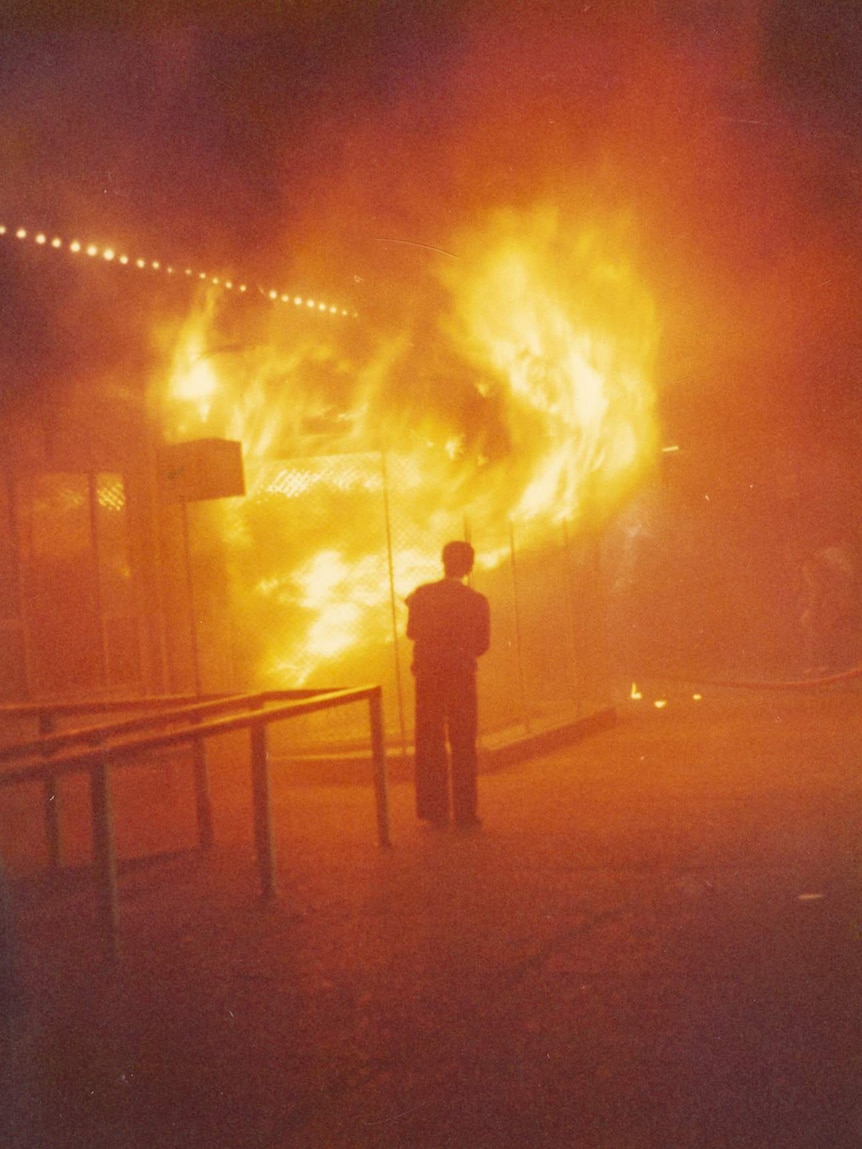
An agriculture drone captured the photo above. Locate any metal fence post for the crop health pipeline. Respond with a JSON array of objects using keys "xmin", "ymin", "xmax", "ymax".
[
  {"xmin": 562, "ymin": 518, "xmax": 582, "ymax": 716},
  {"xmin": 181, "ymin": 499, "xmax": 203, "ymax": 695},
  {"xmin": 508, "ymin": 520, "xmax": 530, "ymax": 731},
  {"xmin": 88, "ymin": 472, "xmax": 110, "ymax": 690},
  {"xmin": 380, "ymin": 451, "xmax": 409, "ymax": 767},
  {"xmin": 250, "ymin": 721, "xmax": 277, "ymax": 900},
  {"xmin": 90, "ymin": 758, "xmax": 120, "ymax": 964},
  {"xmin": 368, "ymin": 688, "xmax": 391, "ymax": 847},
  {"xmin": 39, "ymin": 710, "xmax": 63, "ymax": 871},
  {"xmin": 192, "ymin": 732, "xmax": 214, "ymax": 850}
]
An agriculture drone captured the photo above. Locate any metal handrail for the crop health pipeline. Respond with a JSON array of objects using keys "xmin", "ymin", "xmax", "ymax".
[
  {"xmin": 0, "ymin": 693, "xmax": 230, "ymax": 726},
  {"xmin": 0, "ymin": 689, "xmax": 323, "ymax": 761},
  {"xmin": 0, "ymin": 686, "xmax": 389, "ymax": 963},
  {"xmin": 0, "ymin": 689, "xmax": 345, "ymax": 873}
]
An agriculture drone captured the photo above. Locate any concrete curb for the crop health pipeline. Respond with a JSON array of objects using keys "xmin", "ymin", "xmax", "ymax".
[{"xmin": 271, "ymin": 705, "xmax": 618, "ymax": 785}]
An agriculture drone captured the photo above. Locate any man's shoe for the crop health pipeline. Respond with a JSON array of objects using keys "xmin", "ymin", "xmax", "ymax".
[{"xmin": 419, "ymin": 815, "xmax": 449, "ymax": 830}]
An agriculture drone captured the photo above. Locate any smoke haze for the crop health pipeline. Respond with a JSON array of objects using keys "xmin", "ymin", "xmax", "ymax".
[{"xmin": 1, "ymin": 0, "xmax": 860, "ymax": 677}]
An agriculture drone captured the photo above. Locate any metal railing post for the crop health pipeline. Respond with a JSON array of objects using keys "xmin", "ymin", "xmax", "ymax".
[
  {"xmin": 39, "ymin": 710, "xmax": 63, "ymax": 871},
  {"xmin": 90, "ymin": 758, "xmax": 120, "ymax": 964},
  {"xmin": 508, "ymin": 520, "xmax": 530, "ymax": 731},
  {"xmin": 250, "ymin": 721, "xmax": 277, "ymax": 900},
  {"xmin": 380, "ymin": 451, "xmax": 409, "ymax": 766},
  {"xmin": 192, "ymin": 732, "xmax": 214, "ymax": 850},
  {"xmin": 368, "ymin": 688, "xmax": 390, "ymax": 847},
  {"xmin": 1, "ymin": 687, "xmax": 395, "ymax": 961}
]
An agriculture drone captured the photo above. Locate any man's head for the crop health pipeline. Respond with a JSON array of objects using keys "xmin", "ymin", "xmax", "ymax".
[{"xmin": 442, "ymin": 540, "xmax": 475, "ymax": 579}]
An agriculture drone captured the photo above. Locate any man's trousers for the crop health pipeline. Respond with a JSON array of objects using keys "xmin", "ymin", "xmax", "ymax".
[{"xmin": 413, "ymin": 670, "xmax": 478, "ymax": 825}]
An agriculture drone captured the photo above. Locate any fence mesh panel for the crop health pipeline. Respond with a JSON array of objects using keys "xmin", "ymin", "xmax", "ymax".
[{"xmin": 214, "ymin": 450, "xmax": 612, "ymax": 753}]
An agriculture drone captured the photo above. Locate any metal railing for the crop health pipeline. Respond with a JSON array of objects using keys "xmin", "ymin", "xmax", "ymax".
[
  {"xmin": 0, "ymin": 687, "xmax": 389, "ymax": 962},
  {"xmin": 1, "ymin": 692, "xmax": 246, "ymax": 867}
]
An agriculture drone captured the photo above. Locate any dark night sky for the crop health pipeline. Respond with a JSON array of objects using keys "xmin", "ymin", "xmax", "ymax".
[
  {"xmin": 0, "ymin": 0, "xmax": 861, "ymax": 476},
  {"xmin": 0, "ymin": 2, "xmax": 858, "ymax": 259}
]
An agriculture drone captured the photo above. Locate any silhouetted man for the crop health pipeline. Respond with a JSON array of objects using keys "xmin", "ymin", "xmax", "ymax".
[{"xmin": 406, "ymin": 540, "xmax": 490, "ymax": 828}]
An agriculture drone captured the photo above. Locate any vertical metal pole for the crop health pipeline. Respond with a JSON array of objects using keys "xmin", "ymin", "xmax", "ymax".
[
  {"xmin": 181, "ymin": 499, "xmax": 203, "ymax": 695},
  {"xmin": 192, "ymin": 733, "xmax": 214, "ymax": 850},
  {"xmin": 508, "ymin": 520, "xmax": 530, "ymax": 732},
  {"xmin": 149, "ymin": 441, "xmax": 172, "ymax": 693},
  {"xmin": 88, "ymin": 472, "xmax": 110, "ymax": 689},
  {"xmin": 562, "ymin": 518, "xmax": 582, "ymax": 717},
  {"xmin": 463, "ymin": 513, "xmax": 486, "ymax": 752},
  {"xmin": 368, "ymin": 689, "xmax": 391, "ymax": 847},
  {"xmin": 380, "ymin": 451, "xmax": 409, "ymax": 764},
  {"xmin": 251, "ymin": 722, "xmax": 277, "ymax": 900},
  {"xmin": 12, "ymin": 475, "xmax": 35, "ymax": 699},
  {"xmin": 91, "ymin": 759, "xmax": 120, "ymax": 964},
  {"xmin": 39, "ymin": 710, "xmax": 63, "ymax": 871}
]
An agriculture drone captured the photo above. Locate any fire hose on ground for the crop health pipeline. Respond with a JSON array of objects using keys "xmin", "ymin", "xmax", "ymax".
[{"xmin": 632, "ymin": 664, "xmax": 862, "ymax": 696}]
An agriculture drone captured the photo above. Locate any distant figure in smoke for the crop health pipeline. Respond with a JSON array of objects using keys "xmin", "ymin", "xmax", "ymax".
[
  {"xmin": 406, "ymin": 541, "xmax": 490, "ymax": 829},
  {"xmin": 799, "ymin": 542, "xmax": 856, "ymax": 675}
]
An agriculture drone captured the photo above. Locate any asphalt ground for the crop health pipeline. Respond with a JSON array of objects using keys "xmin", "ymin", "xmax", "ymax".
[{"xmin": 4, "ymin": 688, "xmax": 862, "ymax": 1148}]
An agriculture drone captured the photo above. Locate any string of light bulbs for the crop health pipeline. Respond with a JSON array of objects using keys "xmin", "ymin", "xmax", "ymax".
[{"xmin": 0, "ymin": 222, "xmax": 357, "ymax": 318}]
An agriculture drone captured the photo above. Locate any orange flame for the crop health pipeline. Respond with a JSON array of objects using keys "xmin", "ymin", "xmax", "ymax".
[
  {"xmin": 155, "ymin": 206, "xmax": 659, "ymax": 686},
  {"xmin": 440, "ymin": 207, "xmax": 658, "ymax": 534}
]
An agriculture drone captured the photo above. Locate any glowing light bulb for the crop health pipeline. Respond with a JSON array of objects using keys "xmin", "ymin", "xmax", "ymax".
[{"xmin": 0, "ymin": 219, "xmax": 354, "ymax": 320}]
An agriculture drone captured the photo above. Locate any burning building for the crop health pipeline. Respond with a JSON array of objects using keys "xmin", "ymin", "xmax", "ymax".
[
  {"xmin": 0, "ymin": 197, "xmax": 657, "ymax": 750},
  {"xmin": 1, "ymin": 2, "xmax": 861, "ymax": 737}
]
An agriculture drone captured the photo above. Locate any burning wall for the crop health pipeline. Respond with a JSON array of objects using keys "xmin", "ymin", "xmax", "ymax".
[
  {"xmin": 157, "ymin": 204, "xmax": 658, "ymax": 716},
  {"xmin": 1, "ymin": 3, "xmax": 861, "ymax": 700}
]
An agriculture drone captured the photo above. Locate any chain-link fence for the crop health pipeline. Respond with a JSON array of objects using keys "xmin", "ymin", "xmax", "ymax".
[
  {"xmin": 0, "ymin": 454, "xmax": 614, "ymax": 752},
  {"xmin": 0, "ymin": 471, "xmax": 142, "ymax": 701},
  {"xmin": 186, "ymin": 449, "xmax": 613, "ymax": 755}
]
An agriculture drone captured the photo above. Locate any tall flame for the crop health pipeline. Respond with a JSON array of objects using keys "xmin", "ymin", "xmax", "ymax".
[
  {"xmin": 441, "ymin": 207, "xmax": 658, "ymax": 533},
  {"xmin": 155, "ymin": 205, "xmax": 659, "ymax": 685}
]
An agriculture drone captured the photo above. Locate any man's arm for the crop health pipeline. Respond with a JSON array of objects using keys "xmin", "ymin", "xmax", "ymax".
[
  {"xmin": 475, "ymin": 594, "xmax": 490, "ymax": 658},
  {"xmin": 405, "ymin": 587, "xmax": 424, "ymax": 641}
]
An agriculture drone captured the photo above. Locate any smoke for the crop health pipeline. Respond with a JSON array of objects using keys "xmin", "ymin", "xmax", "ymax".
[
  {"xmin": 247, "ymin": 2, "xmax": 861, "ymax": 447},
  {"xmin": 2, "ymin": 4, "xmax": 859, "ymax": 377},
  {"xmin": 1, "ymin": 1, "xmax": 861, "ymax": 676}
]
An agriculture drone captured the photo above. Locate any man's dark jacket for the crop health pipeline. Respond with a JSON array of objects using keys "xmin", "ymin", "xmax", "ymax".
[{"xmin": 406, "ymin": 578, "xmax": 490, "ymax": 676}]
